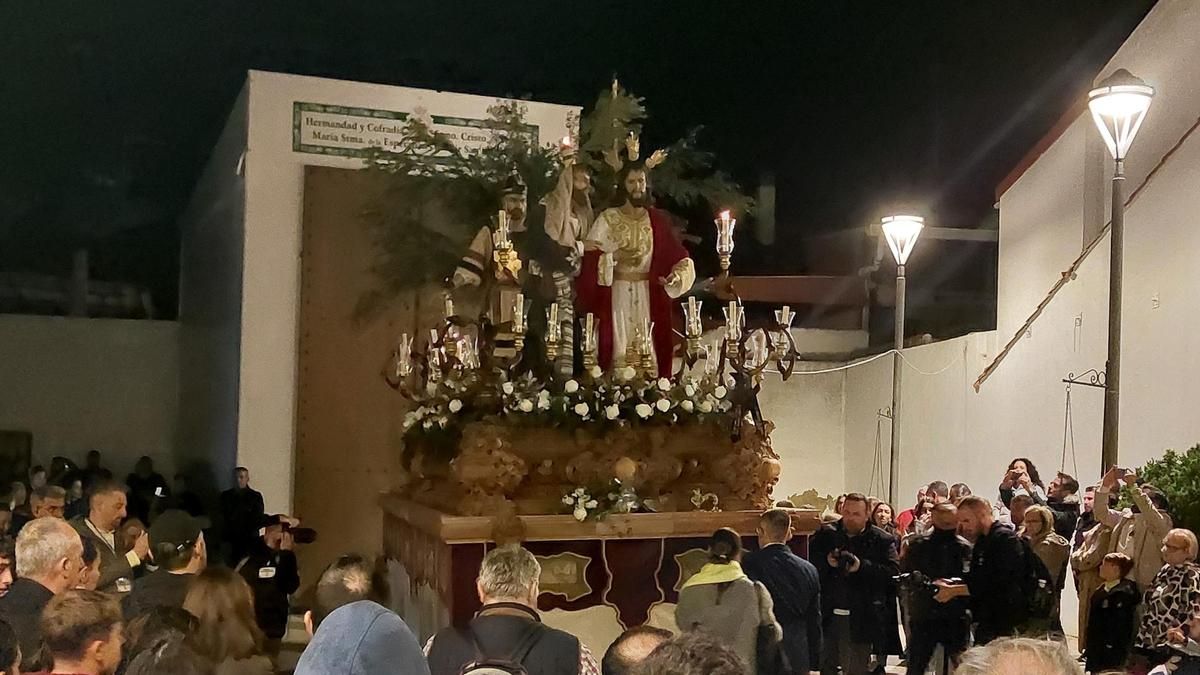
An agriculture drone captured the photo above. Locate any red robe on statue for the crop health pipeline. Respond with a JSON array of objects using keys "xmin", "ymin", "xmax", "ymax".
[{"xmin": 577, "ymin": 207, "xmax": 691, "ymax": 378}]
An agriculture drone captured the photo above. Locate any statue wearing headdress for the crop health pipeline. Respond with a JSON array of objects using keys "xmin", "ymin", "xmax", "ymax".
[{"xmin": 577, "ymin": 137, "xmax": 694, "ymax": 377}]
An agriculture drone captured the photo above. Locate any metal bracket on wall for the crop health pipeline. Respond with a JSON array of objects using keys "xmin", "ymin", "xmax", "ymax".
[{"xmin": 1062, "ymin": 369, "xmax": 1107, "ymax": 390}]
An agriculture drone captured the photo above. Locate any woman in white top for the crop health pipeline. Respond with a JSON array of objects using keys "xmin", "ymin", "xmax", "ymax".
[{"xmin": 998, "ymin": 456, "xmax": 1048, "ymax": 507}]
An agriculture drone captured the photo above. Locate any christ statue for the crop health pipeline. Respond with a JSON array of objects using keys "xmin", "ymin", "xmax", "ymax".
[{"xmin": 577, "ymin": 162, "xmax": 695, "ymax": 377}]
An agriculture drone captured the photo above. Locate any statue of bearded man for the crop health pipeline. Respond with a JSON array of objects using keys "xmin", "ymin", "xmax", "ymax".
[{"xmin": 577, "ymin": 162, "xmax": 695, "ymax": 377}]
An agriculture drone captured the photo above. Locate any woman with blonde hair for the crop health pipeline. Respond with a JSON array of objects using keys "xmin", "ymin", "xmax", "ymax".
[
  {"xmin": 1022, "ymin": 504, "xmax": 1070, "ymax": 634},
  {"xmin": 182, "ymin": 567, "xmax": 273, "ymax": 675}
]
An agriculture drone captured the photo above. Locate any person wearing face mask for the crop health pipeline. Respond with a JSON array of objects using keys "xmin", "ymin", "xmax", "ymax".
[{"xmin": 901, "ymin": 503, "xmax": 972, "ymax": 674}]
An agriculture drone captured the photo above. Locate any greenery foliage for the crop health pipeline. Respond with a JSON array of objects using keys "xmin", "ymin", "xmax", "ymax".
[
  {"xmin": 355, "ymin": 81, "xmax": 750, "ymax": 320},
  {"xmin": 1134, "ymin": 444, "xmax": 1200, "ymax": 533}
]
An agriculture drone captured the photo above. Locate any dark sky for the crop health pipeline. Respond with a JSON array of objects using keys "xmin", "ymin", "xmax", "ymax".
[{"xmin": 0, "ymin": 1, "xmax": 1157, "ymax": 317}]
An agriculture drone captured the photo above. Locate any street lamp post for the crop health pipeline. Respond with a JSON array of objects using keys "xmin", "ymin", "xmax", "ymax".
[
  {"xmin": 882, "ymin": 215, "xmax": 924, "ymax": 506},
  {"xmin": 1087, "ymin": 68, "xmax": 1154, "ymax": 473}
]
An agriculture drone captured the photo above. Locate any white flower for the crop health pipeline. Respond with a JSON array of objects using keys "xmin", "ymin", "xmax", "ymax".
[
  {"xmin": 636, "ymin": 403, "xmax": 653, "ymax": 419},
  {"xmin": 437, "ymin": 417, "xmax": 448, "ymax": 428},
  {"xmin": 619, "ymin": 366, "xmax": 637, "ymax": 381},
  {"xmin": 562, "ymin": 495, "xmax": 575, "ymax": 506},
  {"xmin": 574, "ymin": 488, "xmax": 586, "ymax": 496},
  {"xmin": 565, "ymin": 380, "xmax": 580, "ymax": 394},
  {"xmin": 589, "ymin": 366, "xmax": 604, "ymax": 378},
  {"xmin": 699, "ymin": 401, "xmax": 714, "ymax": 414},
  {"xmin": 684, "ymin": 384, "xmax": 696, "ymax": 397},
  {"xmin": 585, "ymin": 500, "xmax": 598, "ymax": 509},
  {"xmin": 502, "ymin": 382, "xmax": 515, "ymax": 395},
  {"xmin": 415, "ymin": 406, "xmax": 429, "ymax": 418},
  {"xmin": 655, "ymin": 399, "xmax": 671, "ymax": 413},
  {"xmin": 605, "ymin": 404, "xmax": 620, "ymax": 420},
  {"xmin": 518, "ymin": 399, "xmax": 534, "ymax": 413},
  {"xmin": 714, "ymin": 385, "xmax": 728, "ymax": 399},
  {"xmin": 448, "ymin": 399, "xmax": 463, "ymax": 413},
  {"xmin": 574, "ymin": 403, "xmax": 590, "ymax": 417},
  {"xmin": 657, "ymin": 378, "xmax": 672, "ymax": 391},
  {"xmin": 538, "ymin": 397, "xmax": 551, "ymax": 411},
  {"xmin": 681, "ymin": 400, "xmax": 695, "ymax": 413},
  {"xmin": 573, "ymin": 507, "xmax": 588, "ymax": 522},
  {"xmin": 423, "ymin": 419, "xmax": 434, "ymax": 429}
]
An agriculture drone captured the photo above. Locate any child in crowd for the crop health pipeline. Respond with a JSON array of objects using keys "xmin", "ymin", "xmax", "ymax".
[{"xmin": 1086, "ymin": 552, "xmax": 1141, "ymax": 673}]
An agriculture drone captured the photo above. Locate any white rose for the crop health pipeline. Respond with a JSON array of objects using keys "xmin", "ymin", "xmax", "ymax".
[
  {"xmin": 519, "ymin": 399, "xmax": 534, "ymax": 413},
  {"xmin": 574, "ymin": 488, "xmax": 586, "ymax": 496},
  {"xmin": 538, "ymin": 398, "xmax": 551, "ymax": 411},
  {"xmin": 681, "ymin": 400, "xmax": 695, "ymax": 413},
  {"xmin": 684, "ymin": 384, "xmax": 696, "ymax": 397},
  {"xmin": 657, "ymin": 378, "xmax": 672, "ymax": 391},
  {"xmin": 565, "ymin": 380, "xmax": 580, "ymax": 394},
  {"xmin": 438, "ymin": 417, "xmax": 448, "ymax": 428},
  {"xmin": 423, "ymin": 419, "xmax": 434, "ymax": 429},
  {"xmin": 573, "ymin": 507, "xmax": 588, "ymax": 522},
  {"xmin": 416, "ymin": 406, "xmax": 429, "ymax": 417},
  {"xmin": 714, "ymin": 385, "xmax": 728, "ymax": 399},
  {"xmin": 605, "ymin": 404, "xmax": 620, "ymax": 420},
  {"xmin": 502, "ymin": 382, "xmax": 515, "ymax": 395},
  {"xmin": 699, "ymin": 401, "xmax": 714, "ymax": 414},
  {"xmin": 636, "ymin": 403, "xmax": 653, "ymax": 419},
  {"xmin": 589, "ymin": 366, "xmax": 604, "ymax": 378},
  {"xmin": 656, "ymin": 399, "xmax": 671, "ymax": 413},
  {"xmin": 620, "ymin": 366, "xmax": 637, "ymax": 381},
  {"xmin": 538, "ymin": 389, "xmax": 551, "ymax": 401},
  {"xmin": 585, "ymin": 500, "xmax": 598, "ymax": 509},
  {"xmin": 448, "ymin": 399, "xmax": 463, "ymax": 413},
  {"xmin": 574, "ymin": 403, "xmax": 590, "ymax": 417},
  {"xmin": 562, "ymin": 495, "xmax": 575, "ymax": 506}
]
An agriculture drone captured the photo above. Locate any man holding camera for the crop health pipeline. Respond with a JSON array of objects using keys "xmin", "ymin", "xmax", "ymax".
[
  {"xmin": 809, "ymin": 492, "xmax": 899, "ymax": 675},
  {"xmin": 900, "ymin": 503, "xmax": 971, "ymax": 674},
  {"xmin": 236, "ymin": 515, "xmax": 302, "ymax": 655}
]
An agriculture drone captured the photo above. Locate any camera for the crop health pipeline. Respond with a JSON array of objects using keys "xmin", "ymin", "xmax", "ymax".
[
  {"xmin": 281, "ymin": 522, "xmax": 318, "ymax": 545},
  {"xmin": 894, "ymin": 571, "xmax": 963, "ymax": 593},
  {"xmin": 832, "ymin": 548, "xmax": 858, "ymax": 574}
]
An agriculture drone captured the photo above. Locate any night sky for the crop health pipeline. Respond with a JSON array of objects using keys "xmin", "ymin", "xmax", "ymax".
[{"xmin": 0, "ymin": 1, "xmax": 1157, "ymax": 318}]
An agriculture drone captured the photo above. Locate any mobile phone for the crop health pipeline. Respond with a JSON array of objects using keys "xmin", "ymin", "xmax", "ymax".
[{"xmin": 154, "ymin": 487, "xmax": 165, "ymax": 497}]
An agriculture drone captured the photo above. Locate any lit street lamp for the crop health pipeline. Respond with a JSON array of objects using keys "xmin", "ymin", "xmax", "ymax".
[
  {"xmin": 882, "ymin": 214, "xmax": 924, "ymax": 506},
  {"xmin": 1088, "ymin": 68, "xmax": 1154, "ymax": 473}
]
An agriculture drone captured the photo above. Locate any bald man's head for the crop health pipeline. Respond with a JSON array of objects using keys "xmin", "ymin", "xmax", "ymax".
[{"xmin": 602, "ymin": 626, "xmax": 673, "ymax": 675}]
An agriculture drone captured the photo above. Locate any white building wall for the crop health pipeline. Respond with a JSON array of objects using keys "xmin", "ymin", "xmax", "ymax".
[
  {"xmin": 178, "ymin": 83, "xmax": 249, "ymax": 491},
  {"xmin": 0, "ymin": 315, "xmax": 179, "ymax": 479},
  {"xmin": 238, "ymin": 71, "xmax": 576, "ymax": 511}
]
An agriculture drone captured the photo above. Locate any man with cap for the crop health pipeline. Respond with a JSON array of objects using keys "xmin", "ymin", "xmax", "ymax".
[
  {"xmin": 236, "ymin": 514, "xmax": 300, "ymax": 655},
  {"xmin": 122, "ymin": 509, "xmax": 207, "ymax": 618}
]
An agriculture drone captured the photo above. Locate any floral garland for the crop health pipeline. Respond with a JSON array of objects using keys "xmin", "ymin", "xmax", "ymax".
[{"xmin": 401, "ymin": 367, "xmax": 735, "ymax": 460}]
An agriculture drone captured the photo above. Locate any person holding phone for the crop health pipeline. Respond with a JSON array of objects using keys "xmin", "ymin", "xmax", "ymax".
[
  {"xmin": 998, "ymin": 457, "xmax": 1047, "ymax": 507},
  {"xmin": 1095, "ymin": 467, "xmax": 1174, "ymax": 591}
]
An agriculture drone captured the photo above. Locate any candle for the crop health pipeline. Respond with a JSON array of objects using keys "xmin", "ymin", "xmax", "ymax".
[
  {"xmin": 585, "ymin": 313, "xmax": 595, "ymax": 347},
  {"xmin": 444, "ymin": 297, "xmax": 455, "ymax": 319},
  {"xmin": 496, "ymin": 210, "xmax": 509, "ymax": 246},
  {"xmin": 429, "ymin": 328, "xmax": 440, "ymax": 346},
  {"xmin": 549, "ymin": 302, "xmax": 559, "ymax": 328}
]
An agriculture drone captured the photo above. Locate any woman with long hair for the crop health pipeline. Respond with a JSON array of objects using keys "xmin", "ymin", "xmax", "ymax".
[
  {"xmin": 998, "ymin": 457, "xmax": 1047, "ymax": 506},
  {"xmin": 871, "ymin": 502, "xmax": 903, "ymax": 672},
  {"xmin": 676, "ymin": 528, "xmax": 782, "ymax": 674},
  {"xmin": 182, "ymin": 567, "xmax": 273, "ymax": 675}
]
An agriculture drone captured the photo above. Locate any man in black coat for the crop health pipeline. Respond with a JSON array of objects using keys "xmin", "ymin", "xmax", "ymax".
[
  {"xmin": 809, "ymin": 492, "xmax": 899, "ymax": 675},
  {"xmin": 220, "ymin": 466, "xmax": 265, "ymax": 565},
  {"xmin": 0, "ymin": 518, "xmax": 84, "ymax": 671},
  {"xmin": 901, "ymin": 503, "xmax": 972, "ymax": 674},
  {"xmin": 934, "ymin": 496, "xmax": 1028, "ymax": 645},
  {"xmin": 745, "ymin": 508, "xmax": 822, "ymax": 674},
  {"xmin": 236, "ymin": 516, "xmax": 301, "ymax": 654},
  {"xmin": 122, "ymin": 509, "xmax": 207, "ymax": 618}
]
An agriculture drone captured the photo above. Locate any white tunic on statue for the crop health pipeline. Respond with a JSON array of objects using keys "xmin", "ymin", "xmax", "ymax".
[{"xmin": 586, "ymin": 208, "xmax": 695, "ymax": 370}]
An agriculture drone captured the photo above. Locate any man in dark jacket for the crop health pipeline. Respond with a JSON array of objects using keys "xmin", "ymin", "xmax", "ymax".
[
  {"xmin": 901, "ymin": 503, "xmax": 972, "ymax": 674},
  {"xmin": 220, "ymin": 467, "xmax": 265, "ymax": 565},
  {"xmin": 123, "ymin": 509, "xmax": 207, "ymax": 618},
  {"xmin": 809, "ymin": 492, "xmax": 899, "ymax": 675},
  {"xmin": 934, "ymin": 496, "xmax": 1028, "ymax": 645},
  {"xmin": 745, "ymin": 508, "xmax": 822, "ymax": 673},
  {"xmin": 237, "ymin": 516, "xmax": 300, "ymax": 652},
  {"xmin": 425, "ymin": 546, "xmax": 598, "ymax": 675},
  {"xmin": 0, "ymin": 517, "xmax": 84, "ymax": 671}
]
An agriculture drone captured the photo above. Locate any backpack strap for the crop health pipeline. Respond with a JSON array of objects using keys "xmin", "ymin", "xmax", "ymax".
[{"xmin": 507, "ymin": 621, "xmax": 547, "ymax": 665}]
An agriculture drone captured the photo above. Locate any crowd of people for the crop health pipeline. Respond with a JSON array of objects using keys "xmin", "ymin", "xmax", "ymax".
[{"xmin": 3, "ymin": 451, "xmax": 1200, "ymax": 675}]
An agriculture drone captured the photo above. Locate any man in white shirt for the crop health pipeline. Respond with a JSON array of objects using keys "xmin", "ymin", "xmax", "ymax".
[{"xmin": 70, "ymin": 481, "xmax": 148, "ymax": 594}]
